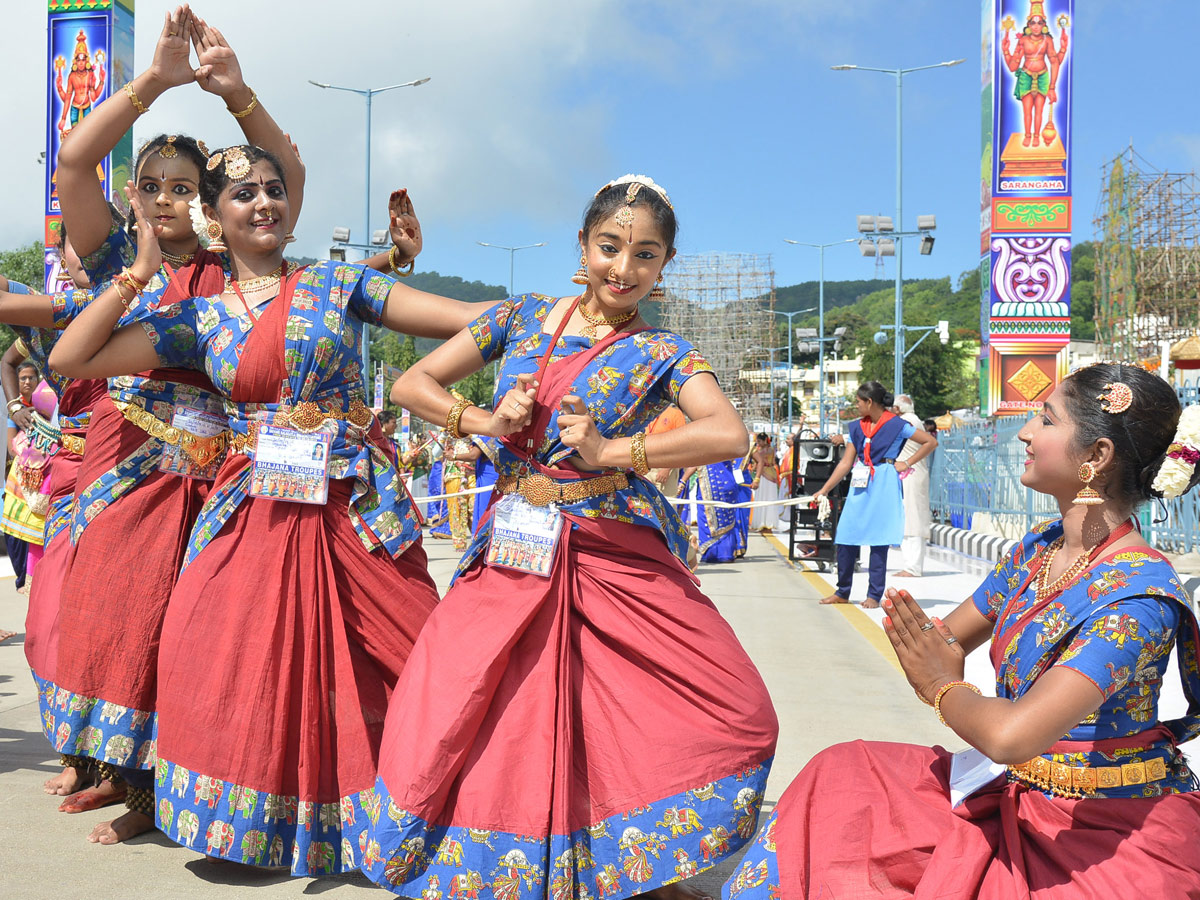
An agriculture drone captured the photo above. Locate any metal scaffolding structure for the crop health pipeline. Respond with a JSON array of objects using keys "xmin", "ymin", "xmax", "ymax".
[
  {"xmin": 1094, "ymin": 146, "xmax": 1200, "ymax": 361},
  {"xmin": 659, "ymin": 252, "xmax": 776, "ymax": 422}
]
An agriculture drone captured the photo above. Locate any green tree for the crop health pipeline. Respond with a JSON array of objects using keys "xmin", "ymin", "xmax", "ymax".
[
  {"xmin": 0, "ymin": 241, "xmax": 46, "ymax": 350},
  {"xmin": 860, "ymin": 334, "xmax": 977, "ymax": 417}
]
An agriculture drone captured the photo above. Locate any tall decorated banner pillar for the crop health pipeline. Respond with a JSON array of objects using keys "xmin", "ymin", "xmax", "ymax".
[
  {"xmin": 984, "ymin": 0, "xmax": 1072, "ymax": 415},
  {"xmin": 45, "ymin": 0, "xmax": 135, "ymax": 292}
]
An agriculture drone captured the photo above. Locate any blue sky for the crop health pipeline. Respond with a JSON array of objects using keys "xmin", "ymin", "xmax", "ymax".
[{"xmin": 3, "ymin": 0, "xmax": 1196, "ymax": 299}]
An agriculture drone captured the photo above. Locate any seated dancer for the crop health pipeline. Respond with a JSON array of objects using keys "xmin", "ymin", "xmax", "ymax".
[
  {"xmin": 363, "ymin": 175, "xmax": 778, "ymax": 900},
  {"xmin": 811, "ymin": 381, "xmax": 936, "ymax": 608},
  {"xmin": 726, "ymin": 364, "xmax": 1200, "ymax": 899},
  {"xmin": 50, "ymin": 129, "xmax": 499, "ymax": 872}
]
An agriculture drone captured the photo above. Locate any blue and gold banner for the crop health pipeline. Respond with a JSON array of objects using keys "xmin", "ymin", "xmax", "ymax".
[
  {"xmin": 984, "ymin": 0, "xmax": 1073, "ymax": 415},
  {"xmin": 44, "ymin": 0, "xmax": 134, "ymax": 291}
]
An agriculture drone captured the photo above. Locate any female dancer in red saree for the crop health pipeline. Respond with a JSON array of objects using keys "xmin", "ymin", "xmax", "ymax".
[
  {"xmin": 364, "ymin": 176, "xmax": 778, "ymax": 900},
  {"xmin": 725, "ymin": 364, "xmax": 1200, "ymax": 899},
  {"xmin": 51, "ymin": 138, "xmax": 497, "ymax": 873}
]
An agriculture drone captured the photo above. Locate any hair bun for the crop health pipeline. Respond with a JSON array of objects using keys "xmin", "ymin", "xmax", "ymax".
[{"xmin": 883, "ymin": 392, "xmax": 896, "ymax": 409}]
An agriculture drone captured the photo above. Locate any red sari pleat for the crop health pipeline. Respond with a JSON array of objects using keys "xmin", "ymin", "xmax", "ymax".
[
  {"xmin": 772, "ymin": 741, "xmax": 1200, "ymax": 899},
  {"xmin": 23, "ymin": 377, "xmax": 108, "ymax": 683},
  {"xmin": 153, "ymin": 292, "xmax": 438, "ymax": 810},
  {"xmin": 376, "ymin": 513, "xmax": 777, "ymax": 840}
]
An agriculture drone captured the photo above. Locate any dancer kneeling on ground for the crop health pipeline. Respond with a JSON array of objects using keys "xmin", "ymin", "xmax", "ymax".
[
  {"xmin": 363, "ymin": 175, "xmax": 779, "ymax": 900},
  {"xmin": 726, "ymin": 363, "xmax": 1200, "ymax": 899}
]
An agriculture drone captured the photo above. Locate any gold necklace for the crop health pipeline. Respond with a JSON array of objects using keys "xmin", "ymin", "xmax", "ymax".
[
  {"xmin": 1034, "ymin": 536, "xmax": 1096, "ymax": 601},
  {"xmin": 578, "ymin": 297, "xmax": 637, "ymax": 337},
  {"xmin": 161, "ymin": 249, "xmax": 196, "ymax": 267},
  {"xmin": 226, "ymin": 264, "xmax": 284, "ymax": 294}
]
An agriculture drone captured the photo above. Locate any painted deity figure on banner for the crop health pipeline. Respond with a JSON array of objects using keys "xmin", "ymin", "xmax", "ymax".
[
  {"xmin": 1001, "ymin": 2, "xmax": 1069, "ymax": 149},
  {"xmin": 54, "ymin": 31, "xmax": 107, "ymax": 137}
]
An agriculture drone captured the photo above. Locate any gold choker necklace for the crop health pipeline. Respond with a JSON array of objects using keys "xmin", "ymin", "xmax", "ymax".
[
  {"xmin": 226, "ymin": 264, "xmax": 284, "ymax": 293},
  {"xmin": 162, "ymin": 249, "xmax": 196, "ymax": 267},
  {"xmin": 579, "ymin": 299, "xmax": 637, "ymax": 337}
]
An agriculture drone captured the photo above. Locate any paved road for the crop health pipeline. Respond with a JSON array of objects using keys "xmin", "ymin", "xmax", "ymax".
[{"xmin": 0, "ymin": 532, "xmax": 959, "ymax": 899}]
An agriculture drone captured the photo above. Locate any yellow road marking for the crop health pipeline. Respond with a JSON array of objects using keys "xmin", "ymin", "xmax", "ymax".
[{"xmin": 759, "ymin": 532, "xmax": 902, "ymax": 673}]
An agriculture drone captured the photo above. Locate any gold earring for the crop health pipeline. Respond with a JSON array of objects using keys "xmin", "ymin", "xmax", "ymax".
[
  {"xmin": 648, "ymin": 274, "xmax": 665, "ymax": 301},
  {"xmin": 571, "ymin": 252, "xmax": 589, "ymax": 285},
  {"xmin": 1073, "ymin": 461, "xmax": 1103, "ymax": 506},
  {"xmin": 282, "ymin": 232, "xmax": 296, "ymax": 246},
  {"xmin": 205, "ymin": 220, "xmax": 227, "ymax": 254}
]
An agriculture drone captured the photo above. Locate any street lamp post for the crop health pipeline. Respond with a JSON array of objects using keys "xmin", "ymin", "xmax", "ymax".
[
  {"xmin": 771, "ymin": 307, "xmax": 816, "ymax": 436},
  {"xmin": 832, "ymin": 59, "xmax": 963, "ymax": 396},
  {"xmin": 309, "ymin": 76, "xmax": 430, "ymax": 380},
  {"xmin": 476, "ymin": 241, "xmax": 547, "ymax": 296},
  {"xmin": 784, "ymin": 238, "xmax": 857, "ymax": 435}
]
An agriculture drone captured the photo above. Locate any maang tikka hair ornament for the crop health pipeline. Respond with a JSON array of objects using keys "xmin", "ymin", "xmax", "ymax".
[
  {"xmin": 159, "ymin": 135, "xmax": 178, "ymax": 159},
  {"xmin": 614, "ymin": 182, "xmax": 644, "ymax": 227}
]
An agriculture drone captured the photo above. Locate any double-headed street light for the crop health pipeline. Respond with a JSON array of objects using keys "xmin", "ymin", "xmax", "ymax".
[
  {"xmin": 476, "ymin": 241, "xmax": 547, "ymax": 296},
  {"xmin": 784, "ymin": 238, "xmax": 856, "ymax": 435},
  {"xmin": 309, "ymin": 76, "xmax": 431, "ymax": 380},
  {"xmin": 771, "ymin": 307, "xmax": 815, "ymax": 437},
  {"xmin": 832, "ymin": 58, "xmax": 964, "ymax": 396}
]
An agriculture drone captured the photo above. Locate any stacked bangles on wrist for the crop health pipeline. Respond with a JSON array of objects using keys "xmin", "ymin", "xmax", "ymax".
[
  {"xmin": 111, "ymin": 268, "xmax": 150, "ymax": 312},
  {"xmin": 6, "ymin": 398, "xmax": 25, "ymax": 416}
]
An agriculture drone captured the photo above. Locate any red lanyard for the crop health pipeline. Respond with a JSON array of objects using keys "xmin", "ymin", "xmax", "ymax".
[{"xmin": 230, "ymin": 261, "xmax": 288, "ymax": 324}]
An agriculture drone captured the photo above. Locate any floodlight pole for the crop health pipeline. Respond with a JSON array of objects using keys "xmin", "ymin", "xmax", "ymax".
[
  {"xmin": 832, "ymin": 59, "xmax": 963, "ymax": 396},
  {"xmin": 784, "ymin": 239, "xmax": 856, "ymax": 435}
]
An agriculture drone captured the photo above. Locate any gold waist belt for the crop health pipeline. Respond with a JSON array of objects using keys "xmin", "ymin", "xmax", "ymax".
[
  {"xmin": 495, "ymin": 471, "xmax": 628, "ymax": 507},
  {"xmin": 61, "ymin": 433, "xmax": 86, "ymax": 456},
  {"xmin": 1008, "ymin": 755, "xmax": 1168, "ymax": 798},
  {"xmin": 112, "ymin": 401, "xmax": 228, "ymax": 467},
  {"xmin": 227, "ymin": 399, "xmax": 374, "ymax": 456}
]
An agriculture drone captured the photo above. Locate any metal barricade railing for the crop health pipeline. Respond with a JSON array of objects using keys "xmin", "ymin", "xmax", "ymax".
[{"xmin": 929, "ymin": 390, "xmax": 1200, "ymax": 553}]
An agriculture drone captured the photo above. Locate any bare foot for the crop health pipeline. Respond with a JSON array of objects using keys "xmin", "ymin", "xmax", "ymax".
[
  {"xmin": 87, "ymin": 810, "xmax": 153, "ymax": 845},
  {"xmin": 638, "ymin": 882, "xmax": 714, "ymax": 900},
  {"xmin": 1032, "ymin": 134, "xmax": 1041, "ymax": 148},
  {"xmin": 1022, "ymin": 134, "xmax": 1032, "ymax": 147},
  {"xmin": 819, "ymin": 593, "xmax": 850, "ymax": 605},
  {"xmin": 893, "ymin": 570, "xmax": 919, "ymax": 578},
  {"xmin": 59, "ymin": 778, "xmax": 125, "ymax": 813},
  {"xmin": 44, "ymin": 765, "xmax": 88, "ymax": 796},
  {"xmin": 861, "ymin": 597, "xmax": 882, "ymax": 609}
]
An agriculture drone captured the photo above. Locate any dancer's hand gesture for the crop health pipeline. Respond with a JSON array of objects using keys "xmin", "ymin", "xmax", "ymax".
[
  {"xmin": 557, "ymin": 396, "xmax": 607, "ymax": 467},
  {"xmin": 147, "ymin": 6, "xmax": 197, "ymax": 90},
  {"xmin": 190, "ymin": 16, "xmax": 247, "ymax": 101},
  {"xmin": 487, "ymin": 374, "xmax": 537, "ymax": 437},
  {"xmin": 388, "ymin": 190, "xmax": 423, "ymax": 265},
  {"xmin": 125, "ymin": 182, "xmax": 163, "ymax": 287},
  {"xmin": 882, "ymin": 588, "xmax": 965, "ymax": 703}
]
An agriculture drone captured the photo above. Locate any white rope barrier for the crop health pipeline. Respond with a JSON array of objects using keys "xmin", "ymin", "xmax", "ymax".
[{"xmin": 406, "ymin": 481, "xmax": 822, "ymax": 511}]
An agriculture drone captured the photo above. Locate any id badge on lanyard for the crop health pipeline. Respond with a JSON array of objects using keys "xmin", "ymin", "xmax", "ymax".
[
  {"xmin": 158, "ymin": 405, "xmax": 228, "ymax": 481},
  {"xmin": 486, "ymin": 492, "xmax": 564, "ymax": 577},
  {"xmin": 248, "ymin": 425, "xmax": 333, "ymax": 505}
]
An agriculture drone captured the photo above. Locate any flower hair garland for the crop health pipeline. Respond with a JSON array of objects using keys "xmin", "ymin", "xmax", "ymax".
[
  {"xmin": 596, "ymin": 174, "xmax": 673, "ymax": 209},
  {"xmin": 1151, "ymin": 406, "xmax": 1200, "ymax": 500},
  {"xmin": 188, "ymin": 196, "xmax": 209, "ymax": 245}
]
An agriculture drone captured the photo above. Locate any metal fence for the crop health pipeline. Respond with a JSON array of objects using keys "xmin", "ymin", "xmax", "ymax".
[{"xmin": 929, "ymin": 385, "xmax": 1200, "ymax": 553}]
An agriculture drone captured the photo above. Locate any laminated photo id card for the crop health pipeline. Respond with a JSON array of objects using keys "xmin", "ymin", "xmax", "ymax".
[
  {"xmin": 486, "ymin": 493, "xmax": 564, "ymax": 578},
  {"xmin": 249, "ymin": 425, "xmax": 332, "ymax": 505},
  {"xmin": 158, "ymin": 405, "xmax": 228, "ymax": 481},
  {"xmin": 850, "ymin": 462, "xmax": 870, "ymax": 489}
]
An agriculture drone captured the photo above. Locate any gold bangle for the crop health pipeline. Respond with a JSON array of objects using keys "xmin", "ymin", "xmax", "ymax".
[
  {"xmin": 388, "ymin": 244, "xmax": 414, "ymax": 277},
  {"xmin": 123, "ymin": 82, "xmax": 149, "ymax": 116},
  {"xmin": 228, "ymin": 90, "xmax": 259, "ymax": 119},
  {"xmin": 630, "ymin": 431, "xmax": 650, "ymax": 475},
  {"xmin": 446, "ymin": 398, "xmax": 472, "ymax": 440},
  {"xmin": 933, "ymin": 680, "xmax": 981, "ymax": 727},
  {"xmin": 112, "ymin": 279, "xmax": 137, "ymax": 311},
  {"xmin": 914, "ymin": 688, "xmax": 933, "ymax": 707}
]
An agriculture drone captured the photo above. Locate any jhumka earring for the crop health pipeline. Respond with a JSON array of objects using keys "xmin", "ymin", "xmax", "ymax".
[
  {"xmin": 1073, "ymin": 461, "xmax": 1104, "ymax": 506},
  {"xmin": 282, "ymin": 232, "xmax": 296, "ymax": 246},
  {"xmin": 648, "ymin": 274, "xmax": 665, "ymax": 301},
  {"xmin": 571, "ymin": 252, "xmax": 589, "ymax": 285},
  {"xmin": 206, "ymin": 220, "xmax": 227, "ymax": 254}
]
